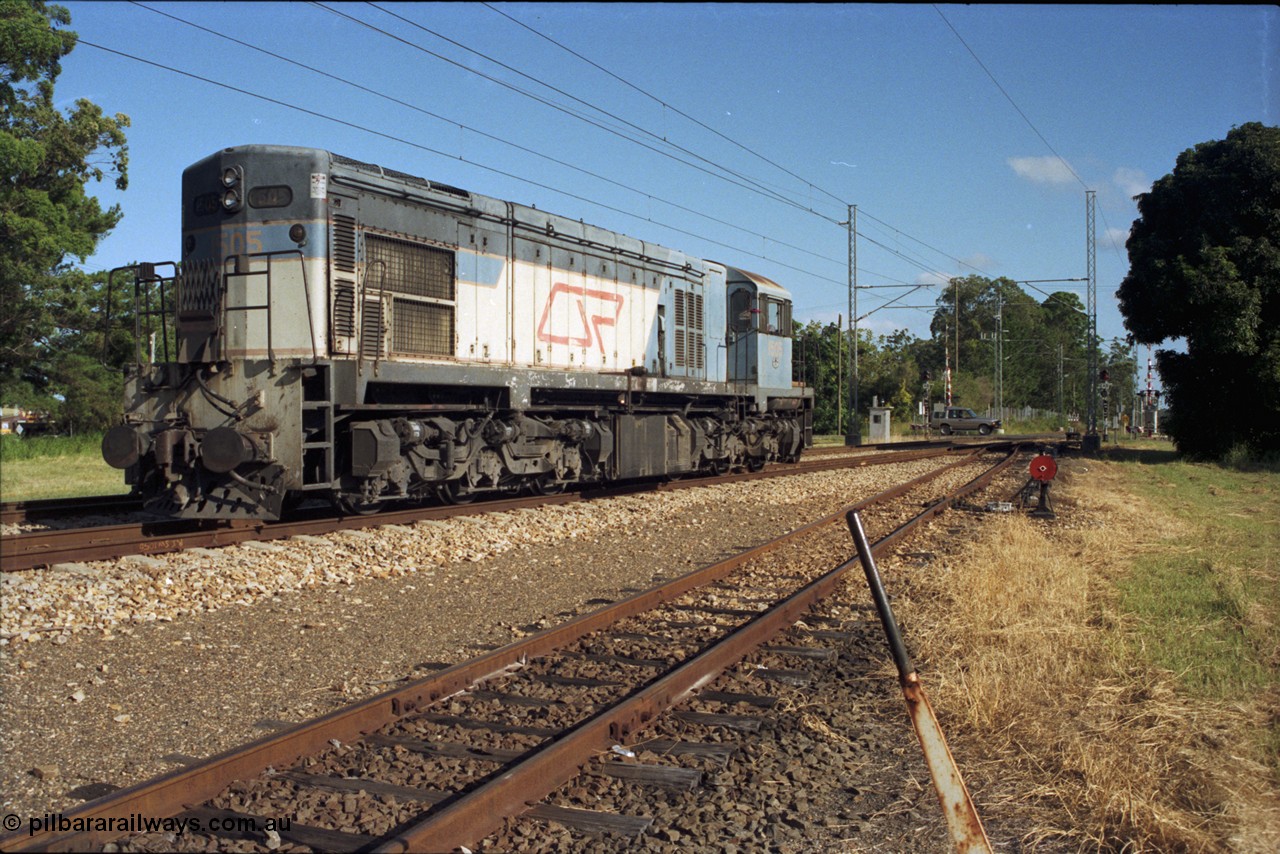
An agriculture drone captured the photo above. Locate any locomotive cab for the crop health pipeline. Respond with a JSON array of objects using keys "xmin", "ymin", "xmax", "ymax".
[
  {"xmin": 725, "ymin": 266, "xmax": 794, "ymax": 391},
  {"xmin": 102, "ymin": 147, "xmax": 334, "ymax": 519}
]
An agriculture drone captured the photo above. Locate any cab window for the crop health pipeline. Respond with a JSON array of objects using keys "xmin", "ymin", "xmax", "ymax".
[
  {"xmin": 729, "ymin": 288, "xmax": 754, "ymax": 334},
  {"xmin": 760, "ymin": 297, "xmax": 792, "ymax": 336}
]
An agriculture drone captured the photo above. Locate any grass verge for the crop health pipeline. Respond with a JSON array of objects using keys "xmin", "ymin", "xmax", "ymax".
[
  {"xmin": 896, "ymin": 446, "xmax": 1279, "ymax": 851},
  {"xmin": 0, "ymin": 434, "xmax": 129, "ymax": 502}
]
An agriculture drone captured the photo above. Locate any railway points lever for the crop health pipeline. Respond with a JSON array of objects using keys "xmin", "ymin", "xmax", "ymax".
[{"xmin": 846, "ymin": 509, "xmax": 993, "ymax": 854}]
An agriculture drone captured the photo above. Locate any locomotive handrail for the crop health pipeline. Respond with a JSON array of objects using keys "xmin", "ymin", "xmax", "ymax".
[
  {"xmin": 219, "ymin": 248, "xmax": 316, "ymax": 364},
  {"xmin": 359, "ymin": 258, "xmax": 390, "ymax": 377},
  {"xmin": 104, "ymin": 262, "xmax": 179, "ymax": 368}
]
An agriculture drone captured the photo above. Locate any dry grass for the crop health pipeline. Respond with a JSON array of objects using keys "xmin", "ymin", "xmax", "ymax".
[{"xmin": 896, "ymin": 461, "xmax": 1280, "ymax": 852}]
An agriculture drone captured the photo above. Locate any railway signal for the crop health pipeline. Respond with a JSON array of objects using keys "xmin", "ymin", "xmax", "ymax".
[{"xmin": 1025, "ymin": 453, "xmax": 1057, "ymax": 518}]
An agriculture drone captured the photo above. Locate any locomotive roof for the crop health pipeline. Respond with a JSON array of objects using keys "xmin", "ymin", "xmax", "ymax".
[
  {"xmin": 722, "ymin": 265, "xmax": 791, "ymax": 299},
  {"xmin": 200, "ymin": 145, "xmax": 789, "ymax": 289},
  {"xmin": 318, "ymin": 146, "xmax": 704, "ymax": 274}
]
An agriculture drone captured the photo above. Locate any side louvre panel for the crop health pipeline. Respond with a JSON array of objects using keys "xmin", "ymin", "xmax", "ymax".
[
  {"xmin": 331, "ymin": 212, "xmax": 358, "ymax": 353},
  {"xmin": 361, "ymin": 297, "xmax": 385, "ymax": 359},
  {"xmin": 333, "ymin": 283, "xmax": 355, "ymax": 338}
]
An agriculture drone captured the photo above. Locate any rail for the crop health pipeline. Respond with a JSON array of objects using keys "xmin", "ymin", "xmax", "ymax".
[{"xmin": 0, "ymin": 446, "xmax": 1021, "ymax": 852}]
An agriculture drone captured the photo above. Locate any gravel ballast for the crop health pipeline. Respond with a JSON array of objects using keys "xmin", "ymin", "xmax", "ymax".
[{"xmin": 0, "ymin": 455, "xmax": 1028, "ymax": 848}]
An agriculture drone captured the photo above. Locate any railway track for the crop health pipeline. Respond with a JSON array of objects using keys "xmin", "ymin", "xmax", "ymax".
[
  {"xmin": 0, "ymin": 495, "xmax": 142, "ymax": 527},
  {"xmin": 0, "ymin": 445, "xmax": 1020, "ymax": 853},
  {"xmin": 0, "ymin": 443, "xmax": 993, "ymax": 573}
]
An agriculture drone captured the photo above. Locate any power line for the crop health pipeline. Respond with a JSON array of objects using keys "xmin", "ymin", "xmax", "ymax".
[
  {"xmin": 127, "ymin": 2, "xmax": 851, "ymax": 276},
  {"xmin": 95, "ymin": 8, "xmax": 1042, "ymax": 325},
  {"xmin": 107, "ymin": 9, "xmax": 945, "ymax": 311},
  {"xmin": 476, "ymin": 2, "xmax": 997, "ymax": 286},
  {"xmin": 357, "ymin": 2, "xmax": 992, "ymax": 295},
  {"xmin": 479, "ymin": 1, "xmax": 848, "ymax": 211},
  {"xmin": 336, "ymin": 2, "xmax": 835, "ymax": 221},
  {"xmin": 75, "ymin": 39, "xmax": 877, "ymax": 299},
  {"xmin": 934, "ymin": 5, "xmax": 1087, "ymax": 191}
]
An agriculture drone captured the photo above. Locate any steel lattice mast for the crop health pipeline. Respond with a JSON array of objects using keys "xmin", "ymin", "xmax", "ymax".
[{"xmin": 1085, "ymin": 190, "xmax": 1098, "ymax": 443}]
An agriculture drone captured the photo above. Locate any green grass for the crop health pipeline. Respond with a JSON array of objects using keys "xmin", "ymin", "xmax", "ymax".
[
  {"xmin": 0, "ymin": 433, "xmax": 130, "ymax": 501},
  {"xmin": 1104, "ymin": 447, "xmax": 1279, "ymax": 761}
]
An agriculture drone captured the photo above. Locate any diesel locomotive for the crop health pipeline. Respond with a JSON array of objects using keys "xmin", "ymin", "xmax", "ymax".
[{"xmin": 102, "ymin": 145, "xmax": 813, "ymax": 519}]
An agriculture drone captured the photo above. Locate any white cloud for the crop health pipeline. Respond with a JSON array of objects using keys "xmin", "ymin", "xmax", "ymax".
[
  {"xmin": 1112, "ymin": 167, "xmax": 1151, "ymax": 199},
  {"xmin": 1007, "ymin": 155, "xmax": 1077, "ymax": 185},
  {"xmin": 1104, "ymin": 227, "xmax": 1130, "ymax": 253},
  {"xmin": 914, "ymin": 271, "xmax": 951, "ymax": 288}
]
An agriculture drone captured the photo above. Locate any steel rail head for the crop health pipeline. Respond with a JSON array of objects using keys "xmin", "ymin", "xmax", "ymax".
[
  {"xmin": 0, "ymin": 447, "xmax": 1025, "ymax": 852},
  {"xmin": 364, "ymin": 451, "xmax": 1020, "ymax": 852}
]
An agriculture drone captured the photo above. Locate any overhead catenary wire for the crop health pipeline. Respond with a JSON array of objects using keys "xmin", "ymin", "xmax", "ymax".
[
  {"xmin": 93, "ymin": 5, "xmax": 1092, "ymax": 324},
  {"xmin": 933, "ymin": 4, "xmax": 1129, "ymax": 266},
  {"xmin": 479, "ymin": 1, "xmax": 848, "ymax": 212},
  {"xmin": 77, "ymin": 38, "xmax": 928, "ymax": 307},
  {"xmin": 472, "ymin": 2, "xmax": 1000, "ymax": 285},
  {"xmin": 323, "ymin": 2, "xmax": 836, "ymax": 222},
  {"xmin": 88, "ymin": 6, "xmax": 952, "ymax": 315},
  {"xmin": 127, "ymin": 2, "xmax": 849, "ymax": 276},
  {"xmin": 375, "ymin": 1, "xmax": 1011, "ymax": 287}
]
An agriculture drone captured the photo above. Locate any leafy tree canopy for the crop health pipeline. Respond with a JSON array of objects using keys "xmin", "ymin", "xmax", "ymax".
[
  {"xmin": 1117, "ymin": 122, "xmax": 1280, "ymax": 457},
  {"xmin": 0, "ymin": 0, "xmax": 130, "ymax": 431}
]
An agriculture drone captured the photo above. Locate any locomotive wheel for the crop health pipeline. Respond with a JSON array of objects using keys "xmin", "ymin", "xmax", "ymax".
[
  {"xmin": 746, "ymin": 456, "xmax": 766, "ymax": 473},
  {"xmin": 437, "ymin": 480, "xmax": 476, "ymax": 505},
  {"xmin": 530, "ymin": 474, "xmax": 567, "ymax": 496},
  {"xmin": 336, "ymin": 494, "xmax": 382, "ymax": 516}
]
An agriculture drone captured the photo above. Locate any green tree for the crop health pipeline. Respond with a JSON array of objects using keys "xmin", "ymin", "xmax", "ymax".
[
  {"xmin": 1038, "ymin": 291, "xmax": 1089, "ymax": 422},
  {"xmin": 1, "ymin": 0, "xmax": 129, "ymax": 429},
  {"xmin": 1117, "ymin": 122, "xmax": 1280, "ymax": 458}
]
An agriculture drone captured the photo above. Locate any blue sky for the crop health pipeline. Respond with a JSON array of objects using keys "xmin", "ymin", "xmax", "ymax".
[{"xmin": 57, "ymin": 2, "xmax": 1276, "ymax": 370}]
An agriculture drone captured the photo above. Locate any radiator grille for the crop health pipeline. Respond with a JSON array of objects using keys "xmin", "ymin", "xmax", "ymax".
[
  {"xmin": 360, "ymin": 234, "xmax": 456, "ymax": 358},
  {"xmin": 391, "ymin": 299, "xmax": 454, "ymax": 357},
  {"xmin": 365, "ymin": 235, "xmax": 454, "ymax": 300}
]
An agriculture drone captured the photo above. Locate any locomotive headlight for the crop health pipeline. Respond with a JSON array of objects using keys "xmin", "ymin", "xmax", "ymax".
[
  {"xmin": 221, "ymin": 188, "xmax": 242, "ymax": 212},
  {"xmin": 289, "ymin": 223, "xmax": 306, "ymax": 245},
  {"xmin": 220, "ymin": 166, "xmax": 240, "ymax": 188}
]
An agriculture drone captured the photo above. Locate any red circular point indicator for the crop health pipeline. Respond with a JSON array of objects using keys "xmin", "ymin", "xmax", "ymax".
[{"xmin": 1030, "ymin": 455, "xmax": 1057, "ymax": 482}]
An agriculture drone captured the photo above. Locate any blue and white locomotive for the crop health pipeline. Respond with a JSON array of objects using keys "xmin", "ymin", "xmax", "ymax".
[{"xmin": 102, "ymin": 145, "xmax": 813, "ymax": 519}]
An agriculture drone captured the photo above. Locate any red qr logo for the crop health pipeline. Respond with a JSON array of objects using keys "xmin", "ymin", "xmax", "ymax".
[{"xmin": 536, "ymin": 282, "xmax": 625, "ymax": 353}]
